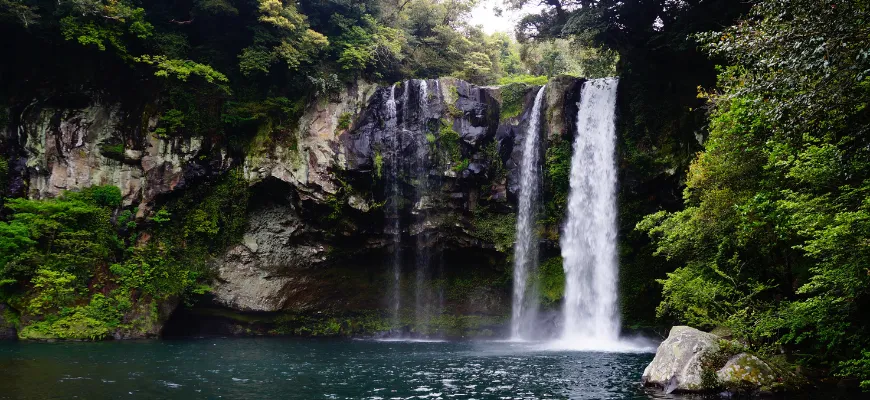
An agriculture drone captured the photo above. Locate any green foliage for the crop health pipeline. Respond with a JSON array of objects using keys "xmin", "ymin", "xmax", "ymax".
[
  {"xmin": 432, "ymin": 122, "xmax": 467, "ymax": 171},
  {"xmin": 19, "ymin": 309, "xmax": 111, "ymax": 341},
  {"xmin": 451, "ymin": 158, "xmax": 469, "ymax": 173},
  {"xmin": 98, "ymin": 142, "xmax": 125, "ymax": 159},
  {"xmin": 272, "ymin": 312, "xmax": 391, "ymax": 337},
  {"xmin": 518, "ymin": 39, "xmax": 616, "ymax": 79},
  {"xmin": 135, "ymin": 55, "xmax": 228, "ymax": 86},
  {"xmin": 637, "ymin": 0, "xmax": 870, "ymax": 385},
  {"xmin": 0, "ymin": 168, "xmax": 246, "ymax": 341},
  {"xmin": 166, "ymin": 168, "xmax": 249, "ymax": 264},
  {"xmin": 86, "ymin": 185, "xmax": 122, "ymax": 208},
  {"xmin": 699, "ymin": 340, "xmax": 748, "ymax": 391},
  {"xmin": 543, "ymin": 138, "xmax": 571, "ymax": 235},
  {"xmin": 153, "ymin": 109, "xmax": 186, "ymax": 137},
  {"xmin": 18, "ymin": 290, "xmax": 133, "ymax": 341},
  {"xmin": 480, "ymin": 140, "xmax": 506, "ymax": 186},
  {"xmin": 498, "ymin": 74, "xmax": 548, "ymax": 86},
  {"xmin": 0, "ymin": 158, "xmax": 7, "ymax": 192},
  {"xmin": 57, "ymin": 0, "xmax": 153, "ymax": 56},
  {"xmin": 537, "ymin": 257, "xmax": 564, "ymax": 305},
  {"xmin": 335, "ymin": 112, "xmax": 352, "ymax": 133},
  {"xmin": 27, "ymin": 269, "xmax": 78, "ymax": 314},
  {"xmin": 499, "ymin": 83, "xmax": 532, "ymax": 120},
  {"xmin": 839, "ymin": 352, "xmax": 870, "ymax": 390},
  {"xmin": 373, "ymin": 150, "xmax": 383, "ymax": 179},
  {"xmin": 238, "ymin": 0, "xmax": 328, "ymax": 74},
  {"xmin": 223, "ymin": 97, "xmax": 304, "ymax": 134},
  {"xmin": 470, "ymin": 208, "xmax": 517, "ymax": 253},
  {"xmin": 333, "ymin": 14, "xmax": 403, "ymax": 76},
  {"xmin": 0, "ymin": 187, "xmax": 120, "ymax": 282}
]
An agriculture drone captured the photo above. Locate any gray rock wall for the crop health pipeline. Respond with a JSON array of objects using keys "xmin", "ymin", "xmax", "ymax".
[{"xmin": 3, "ymin": 76, "xmax": 584, "ymax": 337}]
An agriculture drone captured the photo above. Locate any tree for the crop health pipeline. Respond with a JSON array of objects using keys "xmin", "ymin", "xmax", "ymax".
[{"xmin": 640, "ymin": 0, "xmax": 870, "ymax": 386}]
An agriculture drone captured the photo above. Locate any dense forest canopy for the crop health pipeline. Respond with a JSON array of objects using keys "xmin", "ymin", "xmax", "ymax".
[
  {"xmin": 1, "ymin": 0, "xmax": 870, "ymax": 390},
  {"xmin": 0, "ymin": 0, "xmax": 612, "ymax": 144}
]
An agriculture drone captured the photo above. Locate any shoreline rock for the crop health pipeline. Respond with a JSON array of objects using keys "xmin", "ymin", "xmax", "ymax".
[
  {"xmin": 642, "ymin": 326, "xmax": 720, "ymax": 393},
  {"xmin": 642, "ymin": 326, "xmax": 804, "ymax": 395}
]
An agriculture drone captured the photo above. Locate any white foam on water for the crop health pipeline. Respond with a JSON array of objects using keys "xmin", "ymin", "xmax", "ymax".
[
  {"xmin": 541, "ymin": 335, "xmax": 658, "ymax": 353},
  {"xmin": 369, "ymin": 338, "xmax": 448, "ymax": 343}
]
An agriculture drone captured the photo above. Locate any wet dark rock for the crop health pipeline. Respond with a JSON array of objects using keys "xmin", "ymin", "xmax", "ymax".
[
  {"xmin": 5, "ymin": 77, "xmax": 590, "ymax": 339},
  {"xmin": 0, "ymin": 304, "xmax": 16, "ymax": 340}
]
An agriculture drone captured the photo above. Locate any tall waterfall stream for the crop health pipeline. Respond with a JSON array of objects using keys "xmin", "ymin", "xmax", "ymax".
[
  {"xmin": 510, "ymin": 85, "xmax": 546, "ymax": 340},
  {"xmin": 558, "ymin": 78, "xmax": 625, "ymax": 349}
]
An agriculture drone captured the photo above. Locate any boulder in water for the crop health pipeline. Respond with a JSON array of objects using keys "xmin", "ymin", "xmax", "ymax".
[{"xmin": 642, "ymin": 326, "xmax": 720, "ymax": 393}]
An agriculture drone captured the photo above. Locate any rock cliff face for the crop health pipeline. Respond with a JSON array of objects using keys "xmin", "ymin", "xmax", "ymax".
[{"xmin": 2, "ymin": 76, "xmax": 585, "ymax": 338}]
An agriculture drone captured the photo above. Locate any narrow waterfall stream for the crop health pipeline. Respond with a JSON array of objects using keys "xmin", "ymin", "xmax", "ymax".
[
  {"xmin": 559, "ymin": 78, "xmax": 621, "ymax": 347},
  {"xmin": 386, "ymin": 79, "xmax": 443, "ymax": 337},
  {"xmin": 413, "ymin": 79, "xmax": 436, "ymax": 334},
  {"xmin": 511, "ymin": 86, "xmax": 546, "ymax": 340},
  {"xmin": 385, "ymin": 84, "xmax": 402, "ymax": 329}
]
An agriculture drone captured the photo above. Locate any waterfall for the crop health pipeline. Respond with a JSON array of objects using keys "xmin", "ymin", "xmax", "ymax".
[
  {"xmin": 385, "ymin": 84, "xmax": 402, "ymax": 329},
  {"xmin": 511, "ymin": 86, "xmax": 547, "ymax": 340},
  {"xmin": 385, "ymin": 79, "xmax": 443, "ymax": 337},
  {"xmin": 559, "ymin": 78, "xmax": 621, "ymax": 347},
  {"xmin": 414, "ymin": 79, "xmax": 434, "ymax": 335},
  {"xmin": 418, "ymin": 80, "xmax": 428, "ymax": 115}
]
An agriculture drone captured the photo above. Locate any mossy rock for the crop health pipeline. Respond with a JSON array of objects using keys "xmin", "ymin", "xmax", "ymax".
[{"xmin": 715, "ymin": 352, "xmax": 806, "ymax": 393}]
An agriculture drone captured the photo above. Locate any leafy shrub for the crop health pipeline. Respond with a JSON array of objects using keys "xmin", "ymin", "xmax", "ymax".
[
  {"xmin": 538, "ymin": 257, "xmax": 565, "ymax": 305},
  {"xmin": 498, "ymin": 75, "xmax": 548, "ymax": 86},
  {"xmin": 499, "ymin": 83, "xmax": 533, "ymax": 120},
  {"xmin": 471, "ymin": 208, "xmax": 517, "ymax": 252}
]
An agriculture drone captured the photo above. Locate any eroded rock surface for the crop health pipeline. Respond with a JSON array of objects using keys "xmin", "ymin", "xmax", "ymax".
[
  {"xmin": 642, "ymin": 326, "xmax": 720, "ymax": 393},
  {"xmin": 15, "ymin": 102, "xmax": 232, "ymax": 215},
  {"xmin": 6, "ymin": 77, "xmax": 584, "ymax": 338},
  {"xmin": 211, "ymin": 201, "xmax": 323, "ymax": 312}
]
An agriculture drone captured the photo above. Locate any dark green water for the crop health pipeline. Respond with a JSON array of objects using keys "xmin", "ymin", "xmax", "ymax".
[
  {"xmin": 0, "ymin": 338, "xmax": 854, "ymax": 399},
  {"xmin": 0, "ymin": 338, "xmax": 674, "ymax": 399}
]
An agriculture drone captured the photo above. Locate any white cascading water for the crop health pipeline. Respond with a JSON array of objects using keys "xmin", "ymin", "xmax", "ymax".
[
  {"xmin": 559, "ymin": 78, "xmax": 622, "ymax": 348},
  {"xmin": 418, "ymin": 80, "xmax": 428, "ymax": 112},
  {"xmin": 386, "ymin": 84, "xmax": 402, "ymax": 328},
  {"xmin": 511, "ymin": 86, "xmax": 546, "ymax": 340},
  {"xmin": 414, "ymin": 79, "xmax": 434, "ymax": 333}
]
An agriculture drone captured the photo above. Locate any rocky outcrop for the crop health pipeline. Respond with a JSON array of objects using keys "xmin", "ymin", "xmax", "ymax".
[
  {"xmin": 5, "ymin": 76, "xmax": 585, "ymax": 338},
  {"xmin": 245, "ymin": 80, "xmax": 380, "ymax": 202},
  {"xmin": 10, "ymin": 100, "xmax": 233, "ymax": 215},
  {"xmin": 211, "ymin": 200, "xmax": 327, "ymax": 312},
  {"xmin": 642, "ymin": 326, "xmax": 721, "ymax": 393},
  {"xmin": 195, "ymin": 77, "xmax": 587, "ymax": 330},
  {"xmin": 643, "ymin": 326, "xmax": 805, "ymax": 394}
]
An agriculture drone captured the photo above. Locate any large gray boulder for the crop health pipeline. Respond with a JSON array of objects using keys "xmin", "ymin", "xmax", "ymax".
[{"xmin": 642, "ymin": 326, "xmax": 720, "ymax": 393}]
